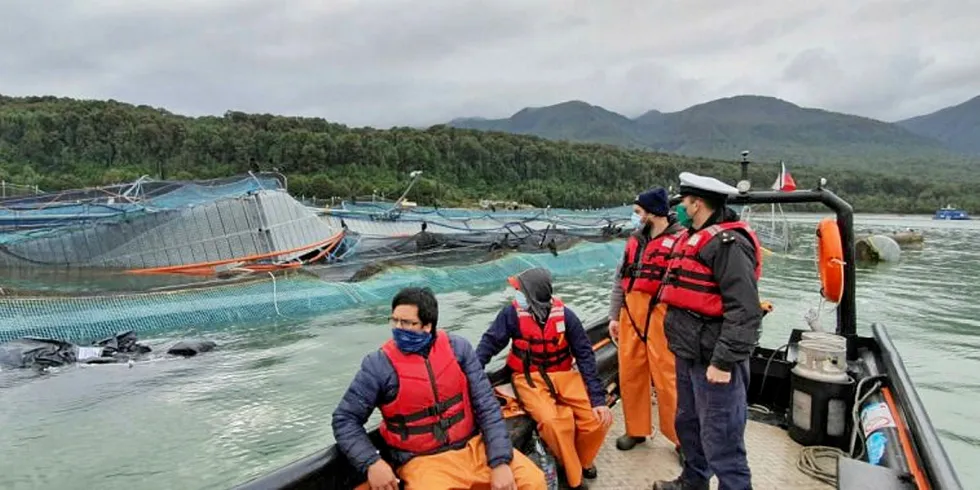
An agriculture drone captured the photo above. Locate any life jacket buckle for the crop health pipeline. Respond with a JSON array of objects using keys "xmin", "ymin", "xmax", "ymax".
[
  {"xmin": 397, "ymin": 423, "xmax": 411, "ymax": 441},
  {"xmin": 433, "ymin": 418, "xmax": 451, "ymax": 442},
  {"xmin": 622, "ymin": 263, "xmax": 638, "ymax": 278}
]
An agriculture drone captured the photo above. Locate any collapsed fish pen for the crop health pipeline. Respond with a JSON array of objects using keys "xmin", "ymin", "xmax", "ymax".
[
  {"xmin": 0, "ymin": 173, "xmax": 285, "ymax": 231},
  {"xmin": 0, "ymin": 173, "xmax": 345, "ymax": 272},
  {"xmin": 0, "ymin": 173, "xmax": 634, "ymax": 346},
  {"xmin": 0, "ymin": 173, "xmax": 631, "ymax": 271}
]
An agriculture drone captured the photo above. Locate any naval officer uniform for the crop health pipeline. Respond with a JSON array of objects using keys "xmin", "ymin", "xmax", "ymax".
[{"xmin": 653, "ymin": 172, "xmax": 764, "ymax": 490}]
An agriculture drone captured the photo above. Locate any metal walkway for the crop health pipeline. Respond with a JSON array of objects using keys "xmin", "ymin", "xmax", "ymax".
[{"xmin": 586, "ymin": 402, "xmax": 831, "ymax": 489}]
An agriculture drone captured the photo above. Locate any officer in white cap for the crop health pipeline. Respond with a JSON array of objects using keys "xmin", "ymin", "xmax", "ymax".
[{"xmin": 653, "ymin": 172, "xmax": 764, "ymax": 490}]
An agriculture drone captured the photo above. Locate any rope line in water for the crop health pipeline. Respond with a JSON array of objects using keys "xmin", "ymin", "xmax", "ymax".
[{"xmin": 265, "ymin": 271, "xmax": 303, "ymax": 322}]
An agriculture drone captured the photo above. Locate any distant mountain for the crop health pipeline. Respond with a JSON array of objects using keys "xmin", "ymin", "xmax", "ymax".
[
  {"xmin": 451, "ymin": 100, "xmax": 648, "ymax": 148},
  {"xmin": 448, "ymin": 95, "xmax": 978, "ymax": 170},
  {"xmin": 897, "ymin": 95, "xmax": 980, "ymax": 155}
]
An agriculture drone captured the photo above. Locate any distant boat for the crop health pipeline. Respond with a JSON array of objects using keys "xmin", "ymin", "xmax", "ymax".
[{"xmin": 933, "ymin": 205, "xmax": 970, "ymax": 220}]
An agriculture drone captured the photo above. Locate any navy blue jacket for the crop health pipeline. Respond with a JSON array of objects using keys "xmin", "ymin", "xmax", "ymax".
[
  {"xmin": 331, "ymin": 334, "xmax": 513, "ymax": 474},
  {"xmin": 475, "ymin": 304, "xmax": 606, "ymax": 408}
]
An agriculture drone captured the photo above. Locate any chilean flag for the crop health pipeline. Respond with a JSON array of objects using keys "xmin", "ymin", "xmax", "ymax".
[{"xmin": 771, "ymin": 161, "xmax": 797, "ymax": 192}]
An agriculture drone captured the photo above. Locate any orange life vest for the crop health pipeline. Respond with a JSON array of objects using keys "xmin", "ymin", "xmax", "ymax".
[
  {"xmin": 379, "ymin": 331, "xmax": 477, "ymax": 455},
  {"xmin": 659, "ymin": 222, "xmax": 763, "ymax": 318},
  {"xmin": 504, "ymin": 297, "xmax": 573, "ymax": 374},
  {"xmin": 619, "ymin": 227, "xmax": 685, "ymax": 295}
]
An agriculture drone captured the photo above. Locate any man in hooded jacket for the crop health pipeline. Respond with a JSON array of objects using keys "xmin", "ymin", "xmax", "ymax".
[
  {"xmin": 477, "ymin": 268, "xmax": 613, "ymax": 490},
  {"xmin": 332, "ymin": 287, "xmax": 547, "ymax": 490}
]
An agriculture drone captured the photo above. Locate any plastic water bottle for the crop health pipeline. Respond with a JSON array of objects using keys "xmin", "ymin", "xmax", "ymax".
[{"xmin": 529, "ymin": 431, "xmax": 559, "ymax": 490}]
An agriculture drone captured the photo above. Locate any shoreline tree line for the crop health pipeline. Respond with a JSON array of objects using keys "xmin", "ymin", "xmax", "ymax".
[{"xmin": 1, "ymin": 95, "xmax": 976, "ymax": 214}]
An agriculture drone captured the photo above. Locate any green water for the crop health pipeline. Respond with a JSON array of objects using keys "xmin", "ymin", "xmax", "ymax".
[{"xmin": 0, "ymin": 214, "xmax": 977, "ymax": 489}]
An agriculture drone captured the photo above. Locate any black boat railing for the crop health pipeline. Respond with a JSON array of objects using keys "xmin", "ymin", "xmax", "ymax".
[
  {"xmin": 726, "ymin": 186, "xmax": 857, "ymax": 339},
  {"xmin": 672, "ymin": 183, "xmax": 857, "ymax": 340}
]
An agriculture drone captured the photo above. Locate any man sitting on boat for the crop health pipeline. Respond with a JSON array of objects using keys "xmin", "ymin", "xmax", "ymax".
[
  {"xmin": 654, "ymin": 173, "xmax": 763, "ymax": 490},
  {"xmin": 331, "ymin": 287, "xmax": 546, "ymax": 490},
  {"xmin": 607, "ymin": 187, "xmax": 684, "ymax": 456},
  {"xmin": 476, "ymin": 268, "xmax": 613, "ymax": 490}
]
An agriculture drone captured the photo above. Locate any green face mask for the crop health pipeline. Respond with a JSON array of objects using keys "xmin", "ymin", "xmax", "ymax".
[{"xmin": 675, "ymin": 204, "xmax": 692, "ymax": 227}]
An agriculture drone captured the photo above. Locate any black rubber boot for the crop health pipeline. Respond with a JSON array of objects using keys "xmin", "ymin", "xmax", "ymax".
[
  {"xmin": 582, "ymin": 466, "xmax": 598, "ymax": 479},
  {"xmin": 615, "ymin": 434, "xmax": 646, "ymax": 450},
  {"xmin": 652, "ymin": 477, "xmax": 709, "ymax": 490}
]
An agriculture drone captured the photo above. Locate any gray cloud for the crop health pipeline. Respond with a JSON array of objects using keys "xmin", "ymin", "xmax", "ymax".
[{"xmin": 1, "ymin": 0, "xmax": 978, "ymax": 127}]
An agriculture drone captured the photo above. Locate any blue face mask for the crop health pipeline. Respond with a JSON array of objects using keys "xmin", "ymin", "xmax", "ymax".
[
  {"xmin": 514, "ymin": 290, "xmax": 529, "ymax": 310},
  {"xmin": 392, "ymin": 328, "xmax": 432, "ymax": 354},
  {"xmin": 630, "ymin": 212, "xmax": 642, "ymax": 229},
  {"xmin": 675, "ymin": 204, "xmax": 693, "ymax": 228}
]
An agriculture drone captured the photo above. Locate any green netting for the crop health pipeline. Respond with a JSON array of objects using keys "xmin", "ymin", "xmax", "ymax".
[{"xmin": 0, "ymin": 240, "xmax": 623, "ymax": 344}]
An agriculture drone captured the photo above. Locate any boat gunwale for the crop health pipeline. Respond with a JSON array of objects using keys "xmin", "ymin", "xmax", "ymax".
[{"xmin": 871, "ymin": 323, "xmax": 963, "ymax": 489}]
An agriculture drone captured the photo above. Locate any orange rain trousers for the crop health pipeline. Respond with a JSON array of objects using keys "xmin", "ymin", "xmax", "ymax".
[
  {"xmin": 353, "ymin": 434, "xmax": 546, "ymax": 490},
  {"xmin": 512, "ymin": 370, "xmax": 609, "ymax": 488},
  {"xmin": 617, "ymin": 291, "xmax": 679, "ymax": 446}
]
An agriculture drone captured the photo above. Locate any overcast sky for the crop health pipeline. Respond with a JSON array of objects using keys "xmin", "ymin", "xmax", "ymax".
[{"xmin": 2, "ymin": 0, "xmax": 978, "ymax": 128}]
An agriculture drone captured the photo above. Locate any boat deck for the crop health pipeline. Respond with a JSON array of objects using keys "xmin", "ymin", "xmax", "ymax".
[{"xmin": 585, "ymin": 402, "xmax": 831, "ymax": 489}]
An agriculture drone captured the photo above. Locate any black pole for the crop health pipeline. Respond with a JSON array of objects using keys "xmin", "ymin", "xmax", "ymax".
[{"xmin": 739, "ymin": 150, "xmax": 750, "ymax": 183}]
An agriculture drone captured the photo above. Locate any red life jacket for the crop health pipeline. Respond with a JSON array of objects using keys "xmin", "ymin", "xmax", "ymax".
[
  {"xmin": 504, "ymin": 297, "xmax": 573, "ymax": 374},
  {"xmin": 659, "ymin": 222, "xmax": 763, "ymax": 318},
  {"xmin": 379, "ymin": 331, "xmax": 477, "ymax": 455},
  {"xmin": 619, "ymin": 226, "xmax": 685, "ymax": 295}
]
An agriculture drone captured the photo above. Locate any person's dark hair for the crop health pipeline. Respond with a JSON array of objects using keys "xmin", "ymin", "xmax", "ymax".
[
  {"xmin": 698, "ymin": 195, "xmax": 726, "ymax": 212},
  {"xmin": 722, "ymin": 205, "xmax": 740, "ymax": 222},
  {"xmin": 391, "ymin": 287, "xmax": 439, "ymax": 330}
]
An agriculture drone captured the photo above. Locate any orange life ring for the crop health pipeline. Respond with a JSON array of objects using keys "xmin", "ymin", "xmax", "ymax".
[{"xmin": 816, "ymin": 218, "xmax": 845, "ymax": 303}]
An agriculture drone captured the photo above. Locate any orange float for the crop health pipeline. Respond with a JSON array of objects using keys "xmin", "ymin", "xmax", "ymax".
[{"xmin": 816, "ymin": 218, "xmax": 845, "ymax": 303}]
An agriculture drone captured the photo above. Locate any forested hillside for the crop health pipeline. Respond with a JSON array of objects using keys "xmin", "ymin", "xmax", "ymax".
[
  {"xmin": 0, "ymin": 95, "xmax": 976, "ymax": 213},
  {"xmin": 898, "ymin": 95, "xmax": 980, "ymax": 155}
]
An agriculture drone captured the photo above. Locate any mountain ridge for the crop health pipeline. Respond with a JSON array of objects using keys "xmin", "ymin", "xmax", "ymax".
[
  {"xmin": 897, "ymin": 95, "xmax": 980, "ymax": 155},
  {"xmin": 448, "ymin": 94, "xmax": 980, "ymax": 168}
]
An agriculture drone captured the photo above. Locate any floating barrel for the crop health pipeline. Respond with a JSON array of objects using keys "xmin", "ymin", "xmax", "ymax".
[
  {"xmin": 856, "ymin": 231, "xmax": 924, "ymax": 247},
  {"xmin": 856, "ymin": 235, "xmax": 902, "ymax": 263}
]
